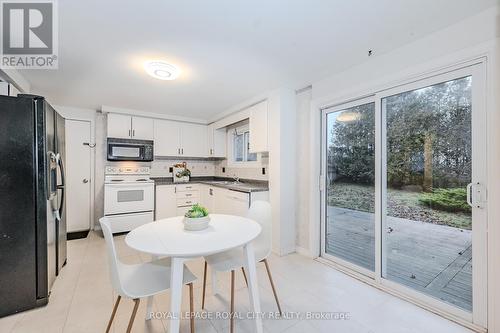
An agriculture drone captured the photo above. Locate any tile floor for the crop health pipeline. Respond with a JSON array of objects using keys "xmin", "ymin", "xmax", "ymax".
[{"xmin": 0, "ymin": 231, "xmax": 473, "ymax": 333}]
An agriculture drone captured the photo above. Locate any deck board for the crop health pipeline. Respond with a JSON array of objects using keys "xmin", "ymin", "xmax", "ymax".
[{"xmin": 325, "ymin": 206, "xmax": 472, "ymax": 311}]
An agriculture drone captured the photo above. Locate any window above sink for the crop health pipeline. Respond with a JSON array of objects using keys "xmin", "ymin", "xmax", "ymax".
[{"xmin": 226, "ymin": 121, "xmax": 262, "ymax": 168}]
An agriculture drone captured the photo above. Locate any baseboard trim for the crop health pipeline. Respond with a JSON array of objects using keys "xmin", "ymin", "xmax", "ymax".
[
  {"xmin": 67, "ymin": 230, "xmax": 90, "ymax": 240},
  {"xmin": 295, "ymin": 246, "xmax": 312, "ymax": 257}
]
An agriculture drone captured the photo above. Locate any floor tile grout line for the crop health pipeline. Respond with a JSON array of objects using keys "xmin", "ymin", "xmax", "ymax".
[{"xmin": 60, "ymin": 235, "xmax": 93, "ymax": 333}]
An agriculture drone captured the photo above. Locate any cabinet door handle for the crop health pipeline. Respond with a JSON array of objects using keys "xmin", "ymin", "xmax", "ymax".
[
  {"xmin": 128, "ymin": 129, "xmax": 131, "ymax": 137},
  {"xmin": 182, "ymin": 148, "xmax": 184, "ymax": 155},
  {"xmin": 186, "ymin": 193, "xmax": 192, "ymax": 197},
  {"xmin": 132, "ymin": 129, "xmax": 135, "ymax": 137}
]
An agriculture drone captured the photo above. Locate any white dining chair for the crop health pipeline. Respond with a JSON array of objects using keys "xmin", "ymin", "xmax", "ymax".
[
  {"xmin": 201, "ymin": 201, "xmax": 281, "ymax": 332},
  {"xmin": 100, "ymin": 217, "xmax": 197, "ymax": 333}
]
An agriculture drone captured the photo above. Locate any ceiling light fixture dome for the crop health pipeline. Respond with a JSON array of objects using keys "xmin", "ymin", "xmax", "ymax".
[{"xmin": 144, "ymin": 60, "xmax": 180, "ymax": 80}]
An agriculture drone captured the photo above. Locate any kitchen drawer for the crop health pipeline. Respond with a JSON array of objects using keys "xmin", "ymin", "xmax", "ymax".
[
  {"xmin": 176, "ymin": 191, "xmax": 199, "ymax": 199},
  {"xmin": 106, "ymin": 211, "xmax": 153, "ymax": 234},
  {"xmin": 177, "ymin": 206, "xmax": 191, "ymax": 216},
  {"xmin": 177, "ymin": 198, "xmax": 199, "ymax": 207},
  {"xmin": 225, "ymin": 190, "xmax": 249, "ymax": 202},
  {"xmin": 176, "ymin": 184, "xmax": 199, "ymax": 192}
]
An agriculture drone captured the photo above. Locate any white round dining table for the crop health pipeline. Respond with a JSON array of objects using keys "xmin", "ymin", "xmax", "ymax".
[{"xmin": 125, "ymin": 214, "xmax": 264, "ymax": 333}]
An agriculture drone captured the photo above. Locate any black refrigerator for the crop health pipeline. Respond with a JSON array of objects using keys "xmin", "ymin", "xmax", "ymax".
[{"xmin": 0, "ymin": 94, "xmax": 67, "ymax": 317}]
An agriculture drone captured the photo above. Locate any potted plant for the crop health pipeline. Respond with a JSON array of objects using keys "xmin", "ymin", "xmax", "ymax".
[
  {"xmin": 183, "ymin": 204, "xmax": 210, "ymax": 231},
  {"xmin": 173, "ymin": 162, "xmax": 191, "ymax": 183}
]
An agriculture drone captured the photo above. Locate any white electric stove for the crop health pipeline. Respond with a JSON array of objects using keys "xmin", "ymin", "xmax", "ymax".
[{"xmin": 104, "ymin": 166, "xmax": 154, "ymax": 233}]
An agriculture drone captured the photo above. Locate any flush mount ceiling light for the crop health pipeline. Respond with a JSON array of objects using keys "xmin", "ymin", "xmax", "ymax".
[
  {"xmin": 144, "ymin": 60, "xmax": 180, "ymax": 80},
  {"xmin": 336, "ymin": 111, "xmax": 361, "ymax": 123}
]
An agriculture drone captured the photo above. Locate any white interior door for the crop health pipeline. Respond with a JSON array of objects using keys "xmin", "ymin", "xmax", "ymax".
[{"xmin": 65, "ymin": 120, "xmax": 92, "ymax": 233}]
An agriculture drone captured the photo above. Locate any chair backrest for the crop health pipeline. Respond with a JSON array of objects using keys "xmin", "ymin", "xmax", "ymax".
[
  {"xmin": 99, "ymin": 217, "xmax": 128, "ymax": 297},
  {"xmin": 247, "ymin": 200, "xmax": 272, "ymax": 259}
]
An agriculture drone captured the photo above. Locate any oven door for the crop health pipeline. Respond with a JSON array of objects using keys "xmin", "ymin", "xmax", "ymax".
[{"xmin": 104, "ymin": 182, "xmax": 154, "ymax": 215}]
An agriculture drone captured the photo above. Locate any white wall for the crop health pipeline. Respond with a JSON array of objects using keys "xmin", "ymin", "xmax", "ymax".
[
  {"xmin": 297, "ymin": 6, "xmax": 500, "ymax": 332},
  {"xmin": 268, "ymin": 88, "xmax": 297, "ymax": 255}
]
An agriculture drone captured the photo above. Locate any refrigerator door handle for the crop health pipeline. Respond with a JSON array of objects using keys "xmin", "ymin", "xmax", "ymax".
[
  {"xmin": 47, "ymin": 151, "xmax": 57, "ymax": 200},
  {"xmin": 55, "ymin": 153, "xmax": 65, "ymax": 221}
]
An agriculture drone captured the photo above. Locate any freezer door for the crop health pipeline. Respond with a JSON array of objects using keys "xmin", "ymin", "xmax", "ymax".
[
  {"xmin": 55, "ymin": 111, "xmax": 67, "ymax": 274},
  {"xmin": 35, "ymin": 97, "xmax": 56, "ymax": 300}
]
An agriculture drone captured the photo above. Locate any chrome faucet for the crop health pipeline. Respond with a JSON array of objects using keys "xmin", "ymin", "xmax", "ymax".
[{"xmin": 232, "ymin": 175, "xmax": 240, "ymax": 183}]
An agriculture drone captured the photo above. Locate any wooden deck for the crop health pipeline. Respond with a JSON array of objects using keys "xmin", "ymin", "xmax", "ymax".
[{"xmin": 325, "ymin": 206, "xmax": 472, "ymax": 311}]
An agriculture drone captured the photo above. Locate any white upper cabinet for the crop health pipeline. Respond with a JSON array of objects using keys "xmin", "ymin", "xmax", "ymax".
[
  {"xmin": 107, "ymin": 113, "xmax": 154, "ymax": 140},
  {"xmin": 207, "ymin": 124, "xmax": 226, "ymax": 158},
  {"xmin": 131, "ymin": 117, "xmax": 154, "ymax": 140},
  {"xmin": 249, "ymin": 100, "xmax": 268, "ymax": 152},
  {"xmin": 154, "ymin": 120, "xmax": 208, "ymax": 157},
  {"xmin": 154, "ymin": 119, "xmax": 181, "ymax": 156},
  {"xmin": 107, "ymin": 113, "xmax": 132, "ymax": 139},
  {"xmin": 181, "ymin": 123, "xmax": 207, "ymax": 157}
]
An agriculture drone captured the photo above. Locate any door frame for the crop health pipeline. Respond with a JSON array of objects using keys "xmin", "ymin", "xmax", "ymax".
[
  {"xmin": 318, "ymin": 60, "xmax": 487, "ymax": 329},
  {"xmin": 320, "ymin": 95, "xmax": 377, "ymax": 279}
]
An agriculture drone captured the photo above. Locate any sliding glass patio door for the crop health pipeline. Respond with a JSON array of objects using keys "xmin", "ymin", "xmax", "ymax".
[
  {"xmin": 321, "ymin": 63, "xmax": 487, "ymax": 327},
  {"xmin": 322, "ymin": 98, "xmax": 376, "ymax": 275}
]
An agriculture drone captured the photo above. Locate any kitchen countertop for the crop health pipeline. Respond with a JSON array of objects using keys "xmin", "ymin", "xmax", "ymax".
[{"xmin": 151, "ymin": 176, "xmax": 269, "ymax": 193}]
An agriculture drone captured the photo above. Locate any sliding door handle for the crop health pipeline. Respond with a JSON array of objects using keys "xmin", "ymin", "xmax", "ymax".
[
  {"xmin": 467, "ymin": 182, "xmax": 486, "ymax": 209},
  {"xmin": 466, "ymin": 183, "xmax": 473, "ymax": 207}
]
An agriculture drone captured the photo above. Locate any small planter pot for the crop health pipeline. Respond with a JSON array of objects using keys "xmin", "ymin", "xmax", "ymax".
[
  {"xmin": 174, "ymin": 175, "xmax": 190, "ymax": 183},
  {"xmin": 183, "ymin": 216, "xmax": 210, "ymax": 231}
]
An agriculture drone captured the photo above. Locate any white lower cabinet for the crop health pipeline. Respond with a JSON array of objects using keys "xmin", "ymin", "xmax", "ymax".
[
  {"xmin": 215, "ymin": 188, "xmax": 249, "ymax": 216},
  {"xmin": 155, "ymin": 184, "xmax": 200, "ymax": 219},
  {"xmin": 155, "ymin": 183, "xmax": 268, "ymax": 219},
  {"xmin": 155, "ymin": 185, "xmax": 177, "ymax": 220},
  {"xmin": 200, "ymin": 185, "xmax": 214, "ymax": 213}
]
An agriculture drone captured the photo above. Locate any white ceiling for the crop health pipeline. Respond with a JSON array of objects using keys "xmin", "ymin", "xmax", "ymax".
[{"xmin": 20, "ymin": 0, "xmax": 496, "ymax": 120}]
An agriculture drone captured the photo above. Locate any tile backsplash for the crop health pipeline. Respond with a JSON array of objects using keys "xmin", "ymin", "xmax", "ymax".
[
  {"xmin": 149, "ymin": 157, "xmax": 268, "ymax": 181},
  {"xmin": 150, "ymin": 159, "xmax": 215, "ymax": 178},
  {"xmin": 214, "ymin": 156, "xmax": 268, "ymax": 181}
]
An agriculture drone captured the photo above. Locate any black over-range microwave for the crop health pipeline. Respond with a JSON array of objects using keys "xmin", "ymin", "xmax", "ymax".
[{"xmin": 107, "ymin": 138, "xmax": 154, "ymax": 161}]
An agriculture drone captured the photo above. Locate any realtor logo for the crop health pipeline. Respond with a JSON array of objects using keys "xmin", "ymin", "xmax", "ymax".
[{"xmin": 0, "ymin": 0, "xmax": 58, "ymax": 69}]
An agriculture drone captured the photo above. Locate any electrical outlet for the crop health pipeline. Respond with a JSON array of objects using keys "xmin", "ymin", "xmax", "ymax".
[
  {"xmin": 222, "ymin": 167, "xmax": 225, "ymax": 173},
  {"xmin": 262, "ymin": 167, "xmax": 266, "ymax": 175},
  {"xmin": 169, "ymin": 167, "xmax": 173, "ymax": 173}
]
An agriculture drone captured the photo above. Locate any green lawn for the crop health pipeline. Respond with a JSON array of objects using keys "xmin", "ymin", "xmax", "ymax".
[{"xmin": 328, "ymin": 182, "xmax": 472, "ymax": 230}]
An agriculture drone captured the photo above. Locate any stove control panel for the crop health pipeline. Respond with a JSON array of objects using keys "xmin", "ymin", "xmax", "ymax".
[{"xmin": 105, "ymin": 166, "xmax": 150, "ymax": 175}]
